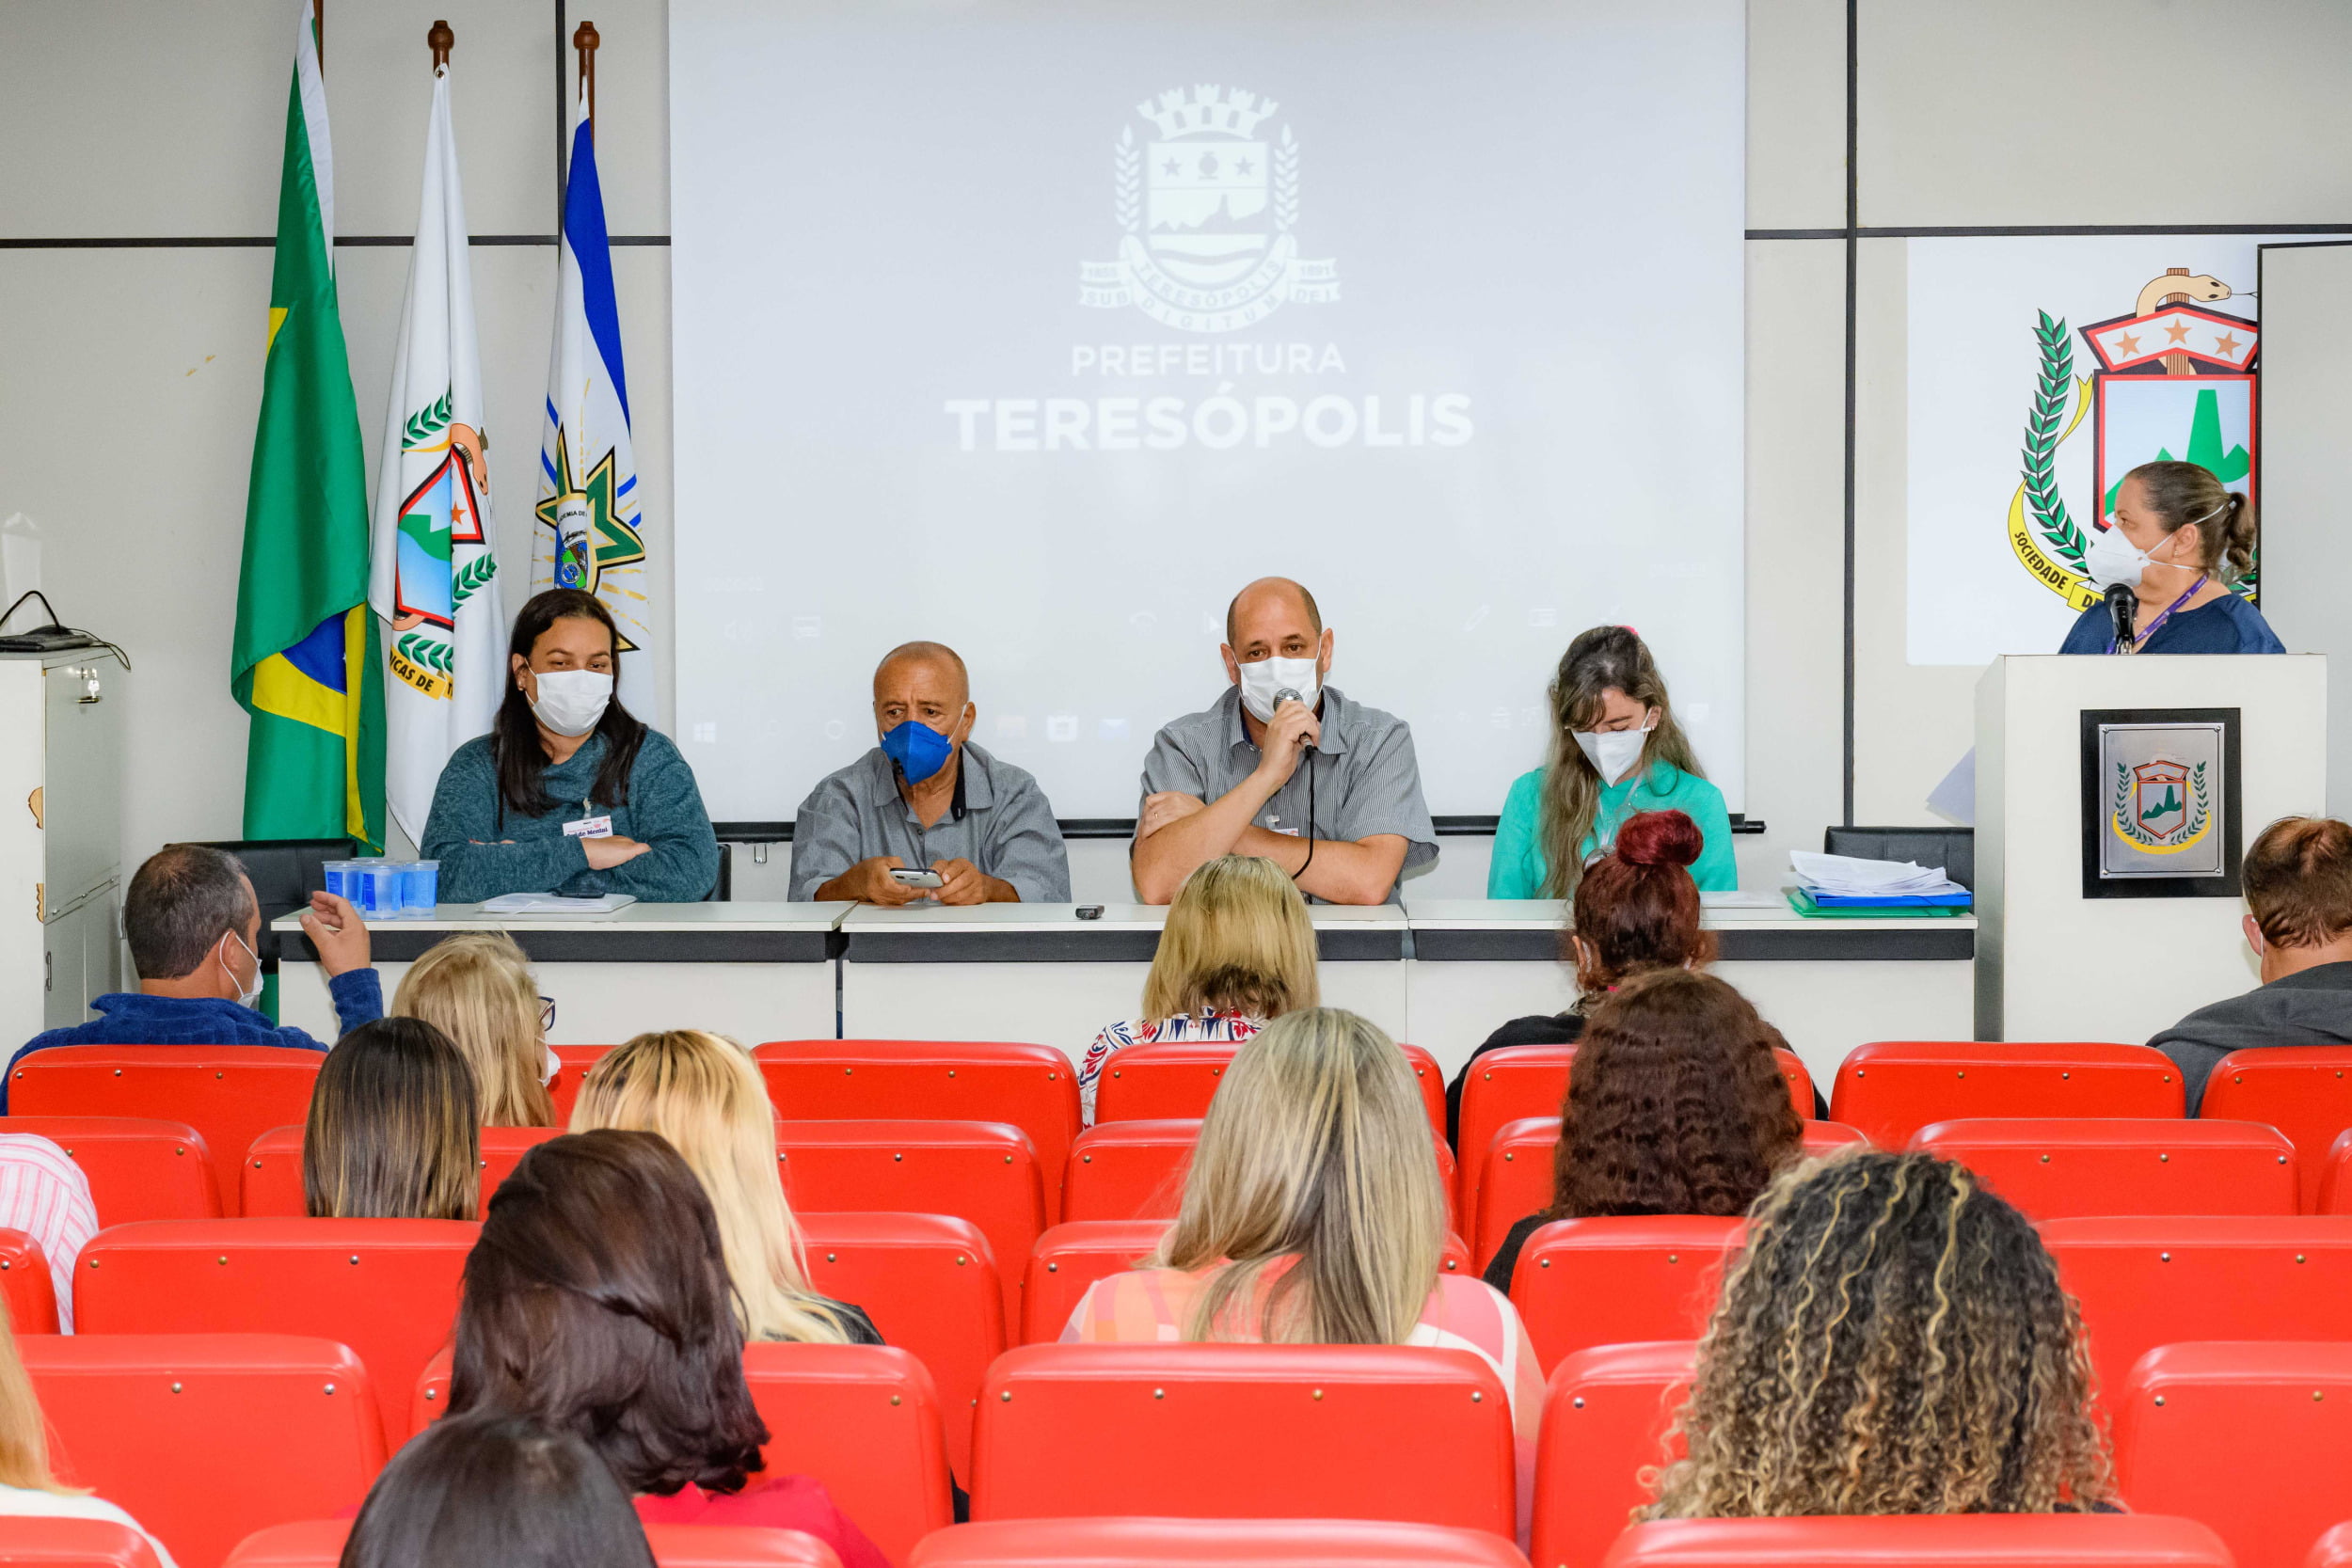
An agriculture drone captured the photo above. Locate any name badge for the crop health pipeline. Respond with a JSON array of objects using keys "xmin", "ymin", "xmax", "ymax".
[{"xmin": 564, "ymin": 815, "xmax": 614, "ymax": 839}]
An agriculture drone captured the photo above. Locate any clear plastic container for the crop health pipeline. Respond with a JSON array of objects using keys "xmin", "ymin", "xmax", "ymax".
[
  {"xmin": 358, "ymin": 861, "xmax": 404, "ymax": 921},
  {"xmin": 321, "ymin": 859, "xmax": 355, "ymax": 900},
  {"xmin": 403, "ymin": 861, "xmax": 440, "ymax": 917}
]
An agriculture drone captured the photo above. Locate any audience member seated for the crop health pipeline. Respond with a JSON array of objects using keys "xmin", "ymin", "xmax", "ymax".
[
  {"xmin": 1480, "ymin": 969, "xmax": 1803, "ymax": 1291},
  {"xmin": 2150, "ymin": 814, "xmax": 2352, "ymax": 1109},
  {"xmin": 790, "ymin": 641, "xmax": 1070, "ymax": 906},
  {"xmin": 1075, "ymin": 855, "xmax": 1318, "ymax": 1123},
  {"xmin": 445, "ymin": 1130, "xmax": 888, "ymax": 1566},
  {"xmin": 0, "ymin": 1298, "xmax": 177, "ymax": 1563},
  {"xmin": 0, "ymin": 1133, "xmax": 97, "ymax": 1332},
  {"xmin": 1488, "ymin": 626, "xmax": 1736, "ymax": 898},
  {"xmin": 1065, "ymin": 1007, "xmax": 1543, "ymax": 1544},
  {"xmin": 393, "ymin": 931, "xmax": 559, "ymax": 1127},
  {"xmin": 422, "ymin": 588, "xmax": 723, "ymax": 904},
  {"xmin": 342, "ymin": 1412, "xmax": 655, "ymax": 1568},
  {"xmin": 6, "ymin": 844, "xmax": 373, "ymax": 1104},
  {"xmin": 1445, "ymin": 810, "xmax": 1723, "ymax": 1140},
  {"xmin": 1132, "ymin": 577, "xmax": 1437, "ymax": 907},
  {"xmin": 1645, "ymin": 1149, "xmax": 2115, "ymax": 1517},
  {"xmin": 304, "ymin": 1017, "xmax": 481, "ymax": 1220},
  {"xmin": 571, "ymin": 1031, "xmax": 881, "ymax": 1344}
]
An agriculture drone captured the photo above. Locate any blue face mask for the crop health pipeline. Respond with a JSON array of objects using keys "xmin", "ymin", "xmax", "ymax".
[{"xmin": 881, "ymin": 719, "xmax": 956, "ymax": 784}]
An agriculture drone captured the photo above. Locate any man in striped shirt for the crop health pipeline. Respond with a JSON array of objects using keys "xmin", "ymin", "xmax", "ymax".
[{"xmin": 0, "ymin": 1135, "xmax": 96, "ymax": 1330}]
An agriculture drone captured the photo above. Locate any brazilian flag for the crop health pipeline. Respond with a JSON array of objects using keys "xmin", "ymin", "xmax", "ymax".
[{"xmin": 230, "ymin": 2, "xmax": 383, "ymax": 852}]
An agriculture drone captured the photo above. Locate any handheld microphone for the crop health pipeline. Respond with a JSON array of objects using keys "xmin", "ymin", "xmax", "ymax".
[
  {"xmin": 1273, "ymin": 688, "xmax": 1311, "ymax": 748},
  {"xmin": 2105, "ymin": 582, "xmax": 2137, "ymax": 652}
]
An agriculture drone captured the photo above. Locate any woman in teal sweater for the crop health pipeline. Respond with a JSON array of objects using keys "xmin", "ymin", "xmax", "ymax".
[
  {"xmin": 422, "ymin": 590, "xmax": 721, "ymax": 905},
  {"xmin": 1488, "ymin": 625, "xmax": 1736, "ymax": 898}
]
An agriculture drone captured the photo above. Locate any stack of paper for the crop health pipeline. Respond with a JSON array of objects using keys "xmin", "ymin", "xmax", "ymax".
[
  {"xmin": 477, "ymin": 893, "xmax": 639, "ymax": 915},
  {"xmin": 1788, "ymin": 851, "xmax": 1971, "ymax": 909}
]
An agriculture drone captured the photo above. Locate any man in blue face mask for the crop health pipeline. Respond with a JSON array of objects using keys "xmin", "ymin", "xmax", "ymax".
[{"xmin": 789, "ymin": 641, "xmax": 1072, "ymax": 905}]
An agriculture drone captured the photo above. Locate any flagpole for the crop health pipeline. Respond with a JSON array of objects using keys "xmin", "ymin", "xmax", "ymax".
[
  {"xmin": 312, "ymin": 0, "xmax": 324, "ymax": 73},
  {"xmin": 428, "ymin": 18, "xmax": 453, "ymax": 71},
  {"xmin": 573, "ymin": 21, "xmax": 599, "ymax": 131}
]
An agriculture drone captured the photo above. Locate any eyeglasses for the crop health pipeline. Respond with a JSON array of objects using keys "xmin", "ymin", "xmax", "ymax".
[{"xmin": 539, "ymin": 995, "xmax": 557, "ymax": 1033}]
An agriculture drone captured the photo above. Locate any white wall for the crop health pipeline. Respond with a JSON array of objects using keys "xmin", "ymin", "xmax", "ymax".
[{"xmin": 5, "ymin": 1, "xmax": 2349, "ymax": 888}]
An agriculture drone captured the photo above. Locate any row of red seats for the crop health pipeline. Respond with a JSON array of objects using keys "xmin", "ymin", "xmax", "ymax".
[{"xmin": 16, "ymin": 1327, "xmax": 2346, "ymax": 1568}]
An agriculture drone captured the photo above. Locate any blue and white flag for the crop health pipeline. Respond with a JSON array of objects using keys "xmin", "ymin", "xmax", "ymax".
[
  {"xmin": 534, "ymin": 82, "xmax": 656, "ymax": 716},
  {"xmin": 368, "ymin": 61, "xmax": 502, "ymax": 846}
]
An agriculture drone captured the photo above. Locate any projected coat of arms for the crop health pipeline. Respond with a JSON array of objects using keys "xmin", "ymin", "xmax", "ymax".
[
  {"xmin": 1080, "ymin": 85, "xmax": 1339, "ymax": 333},
  {"xmin": 2079, "ymin": 709, "xmax": 2242, "ymax": 898}
]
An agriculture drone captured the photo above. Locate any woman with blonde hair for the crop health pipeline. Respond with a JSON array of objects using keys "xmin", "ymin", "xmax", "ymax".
[
  {"xmin": 1646, "ymin": 1149, "xmax": 2115, "ymax": 1518},
  {"xmin": 0, "ymin": 1297, "xmax": 178, "ymax": 1562},
  {"xmin": 1077, "ymin": 854, "xmax": 1318, "ymax": 1123},
  {"xmin": 393, "ymin": 931, "xmax": 558, "ymax": 1128},
  {"xmin": 1066, "ymin": 1007, "xmax": 1543, "ymax": 1544},
  {"xmin": 572, "ymin": 1030, "xmax": 876, "ymax": 1345}
]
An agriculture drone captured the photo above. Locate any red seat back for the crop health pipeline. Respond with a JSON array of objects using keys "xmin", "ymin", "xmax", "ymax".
[
  {"xmin": 544, "ymin": 1043, "xmax": 616, "ymax": 1126},
  {"xmin": 1529, "ymin": 1342, "xmax": 1696, "ymax": 1568},
  {"xmin": 756, "ymin": 1041, "xmax": 1079, "ymax": 1224},
  {"xmin": 1829, "ymin": 1040, "xmax": 2184, "ymax": 1148},
  {"xmin": 1092, "ymin": 1042, "xmax": 1447, "ymax": 1143},
  {"xmin": 1062, "ymin": 1119, "xmax": 1457, "ymax": 1229},
  {"xmin": 905, "ymin": 1518, "xmax": 1532, "ymax": 1567},
  {"xmin": 0, "ymin": 1227, "xmax": 58, "ymax": 1335},
  {"xmin": 0, "ymin": 1518, "xmax": 166, "ymax": 1567},
  {"xmin": 24, "ymin": 1334, "xmax": 384, "ymax": 1568},
  {"xmin": 223, "ymin": 1521, "xmax": 844, "ymax": 1568},
  {"xmin": 1509, "ymin": 1216, "xmax": 1742, "ymax": 1374},
  {"xmin": 2115, "ymin": 1341, "xmax": 2352, "ymax": 1568},
  {"xmin": 2042, "ymin": 1216, "xmax": 2352, "ymax": 1405},
  {"xmin": 0, "ymin": 1117, "xmax": 220, "ymax": 1224},
  {"xmin": 9, "ymin": 1049, "xmax": 323, "ymax": 1196},
  {"xmin": 73, "ymin": 1219, "xmax": 475, "ymax": 1455},
  {"xmin": 969, "ymin": 1343, "xmax": 1514, "ymax": 1535},
  {"xmin": 2201, "ymin": 1048, "xmax": 2352, "ymax": 1210},
  {"xmin": 239, "ymin": 1125, "xmax": 558, "ymax": 1218},
  {"xmin": 797, "ymin": 1212, "xmax": 1005, "ymax": 1480},
  {"xmin": 1597, "ymin": 1516, "xmax": 2233, "ymax": 1568},
  {"xmin": 2309, "ymin": 1523, "xmax": 2352, "ymax": 1568},
  {"xmin": 1914, "ymin": 1117, "xmax": 2297, "ymax": 1219},
  {"xmin": 2321, "ymin": 1131, "xmax": 2352, "ymax": 1214}
]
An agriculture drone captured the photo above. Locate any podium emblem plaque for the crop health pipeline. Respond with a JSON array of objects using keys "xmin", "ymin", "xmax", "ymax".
[{"xmin": 2079, "ymin": 707, "xmax": 2242, "ymax": 897}]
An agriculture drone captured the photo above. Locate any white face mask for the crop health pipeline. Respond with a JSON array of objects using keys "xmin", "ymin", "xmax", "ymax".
[
  {"xmin": 528, "ymin": 668, "xmax": 613, "ymax": 737},
  {"xmin": 220, "ymin": 928, "xmax": 264, "ymax": 1012},
  {"xmin": 1574, "ymin": 715, "xmax": 1657, "ymax": 786},
  {"xmin": 1235, "ymin": 655, "xmax": 1321, "ymax": 723},
  {"xmin": 2084, "ymin": 502, "xmax": 2223, "ymax": 591}
]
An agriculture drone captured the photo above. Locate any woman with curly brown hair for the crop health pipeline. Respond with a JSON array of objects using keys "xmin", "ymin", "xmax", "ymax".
[
  {"xmin": 1481, "ymin": 968, "xmax": 1802, "ymax": 1290},
  {"xmin": 1646, "ymin": 1149, "xmax": 2116, "ymax": 1518}
]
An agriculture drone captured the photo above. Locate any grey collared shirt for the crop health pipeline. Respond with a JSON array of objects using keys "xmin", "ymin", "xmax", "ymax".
[
  {"xmin": 789, "ymin": 741, "xmax": 1072, "ymax": 902},
  {"xmin": 1137, "ymin": 685, "xmax": 1438, "ymax": 902}
]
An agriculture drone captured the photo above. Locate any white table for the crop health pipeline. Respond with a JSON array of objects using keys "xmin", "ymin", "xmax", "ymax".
[
  {"xmin": 836, "ymin": 903, "xmax": 1410, "ymax": 1059},
  {"xmin": 272, "ymin": 901, "xmax": 851, "ymax": 1047},
  {"xmin": 1402, "ymin": 898, "xmax": 1977, "ymax": 1089}
]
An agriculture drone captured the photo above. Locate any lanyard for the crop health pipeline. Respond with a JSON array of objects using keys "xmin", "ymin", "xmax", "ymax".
[{"xmin": 2111, "ymin": 579, "xmax": 2207, "ymax": 655}]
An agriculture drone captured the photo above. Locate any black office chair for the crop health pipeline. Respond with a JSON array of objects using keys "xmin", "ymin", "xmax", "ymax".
[
  {"xmin": 193, "ymin": 838, "xmax": 358, "ymax": 961},
  {"xmin": 1821, "ymin": 826, "xmax": 1974, "ymax": 891}
]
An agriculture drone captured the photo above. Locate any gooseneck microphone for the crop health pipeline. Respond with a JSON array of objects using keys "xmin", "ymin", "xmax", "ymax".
[{"xmin": 2105, "ymin": 582, "xmax": 2137, "ymax": 653}]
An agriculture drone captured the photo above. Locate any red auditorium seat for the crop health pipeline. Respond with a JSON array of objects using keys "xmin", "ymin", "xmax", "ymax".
[
  {"xmin": 239, "ymin": 1125, "xmax": 562, "ymax": 1217},
  {"xmin": 798, "ymin": 1212, "xmax": 1005, "ymax": 1480},
  {"xmin": 1913, "ymin": 1117, "xmax": 2297, "ymax": 1219},
  {"xmin": 0, "ymin": 1227, "xmax": 58, "ymax": 1335},
  {"xmin": 1020, "ymin": 1221, "xmax": 1479, "ymax": 1347},
  {"xmin": 1596, "ymin": 1515, "xmax": 2233, "ymax": 1568},
  {"xmin": 1508, "ymin": 1216, "xmax": 1741, "ymax": 1373},
  {"xmin": 2115, "ymin": 1342, "xmax": 2352, "ymax": 1568},
  {"xmin": 777, "ymin": 1120, "xmax": 1044, "ymax": 1325},
  {"xmin": 1829, "ymin": 1040, "xmax": 2183, "ymax": 1148},
  {"xmin": 2041, "ymin": 1216, "xmax": 2352, "ymax": 1404},
  {"xmin": 2321, "ymin": 1131, "xmax": 2352, "ymax": 1213},
  {"xmin": 73, "ymin": 1219, "xmax": 475, "ymax": 1454},
  {"xmin": 0, "ymin": 1518, "xmax": 167, "ymax": 1566},
  {"xmin": 906, "ymin": 1517, "xmax": 1532, "ymax": 1567},
  {"xmin": 8, "ymin": 1049, "xmax": 322, "ymax": 1195},
  {"xmin": 1473, "ymin": 1120, "xmax": 1864, "ymax": 1271},
  {"xmin": 24, "ymin": 1334, "xmax": 384, "ymax": 1568},
  {"xmin": 755, "ymin": 1041, "xmax": 1079, "ymax": 1223},
  {"xmin": 968, "ymin": 1343, "xmax": 1514, "ymax": 1536},
  {"xmin": 1061, "ymin": 1118, "xmax": 1459, "ymax": 1228},
  {"xmin": 0, "ymin": 1117, "xmax": 220, "ymax": 1223},
  {"xmin": 1529, "ymin": 1342, "xmax": 1696, "ymax": 1568},
  {"xmin": 544, "ymin": 1043, "xmax": 616, "ymax": 1125},
  {"xmin": 223, "ymin": 1521, "xmax": 846, "ymax": 1568},
  {"xmin": 1091, "ymin": 1041, "xmax": 1448, "ymax": 1141},
  {"xmin": 2201, "ymin": 1048, "xmax": 2352, "ymax": 1210},
  {"xmin": 2308, "ymin": 1524, "xmax": 2352, "ymax": 1568}
]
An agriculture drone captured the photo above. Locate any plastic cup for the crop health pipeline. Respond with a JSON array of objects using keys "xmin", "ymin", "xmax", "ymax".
[
  {"xmin": 321, "ymin": 860, "xmax": 353, "ymax": 900},
  {"xmin": 403, "ymin": 861, "xmax": 440, "ymax": 917},
  {"xmin": 360, "ymin": 861, "xmax": 403, "ymax": 921}
]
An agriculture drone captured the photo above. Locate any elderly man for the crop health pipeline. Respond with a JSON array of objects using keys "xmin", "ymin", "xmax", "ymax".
[
  {"xmin": 8, "ymin": 844, "xmax": 375, "ymax": 1104},
  {"xmin": 790, "ymin": 641, "xmax": 1071, "ymax": 905},
  {"xmin": 1133, "ymin": 578, "xmax": 1437, "ymax": 905}
]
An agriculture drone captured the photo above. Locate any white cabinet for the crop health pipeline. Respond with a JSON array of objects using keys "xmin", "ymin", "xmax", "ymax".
[{"xmin": 0, "ymin": 650, "xmax": 128, "ymax": 1040}]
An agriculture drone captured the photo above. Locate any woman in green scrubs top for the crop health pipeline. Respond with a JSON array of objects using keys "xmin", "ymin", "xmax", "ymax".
[{"xmin": 1487, "ymin": 625, "xmax": 1737, "ymax": 897}]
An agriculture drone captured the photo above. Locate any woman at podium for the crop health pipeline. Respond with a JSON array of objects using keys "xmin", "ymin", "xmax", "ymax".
[{"xmin": 2061, "ymin": 462, "xmax": 2282, "ymax": 655}]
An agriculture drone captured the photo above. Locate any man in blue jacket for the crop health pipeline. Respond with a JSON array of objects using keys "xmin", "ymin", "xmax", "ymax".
[{"xmin": 8, "ymin": 843, "xmax": 378, "ymax": 1104}]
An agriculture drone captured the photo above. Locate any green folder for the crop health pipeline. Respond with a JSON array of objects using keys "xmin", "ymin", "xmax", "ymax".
[{"xmin": 1786, "ymin": 889, "xmax": 1970, "ymax": 919}]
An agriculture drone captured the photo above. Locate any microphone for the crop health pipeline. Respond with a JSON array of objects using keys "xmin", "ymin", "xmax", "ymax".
[
  {"xmin": 2105, "ymin": 582, "xmax": 2137, "ymax": 652},
  {"xmin": 1273, "ymin": 688, "xmax": 1312, "ymax": 749}
]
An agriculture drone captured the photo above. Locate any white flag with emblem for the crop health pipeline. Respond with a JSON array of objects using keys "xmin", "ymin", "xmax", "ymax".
[{"xmin": 368, "ymin": 63, "xmax": 505, "ymax": 846}]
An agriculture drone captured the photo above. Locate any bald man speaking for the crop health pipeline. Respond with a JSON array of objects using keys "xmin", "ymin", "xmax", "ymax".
[
  {"xmin": 1133, "ymin": 578, "xmax": 1437, "ymax": 906},
  {"xmin": 790, "ymin": 641, "xmax": 1070, "ymax": 905}
]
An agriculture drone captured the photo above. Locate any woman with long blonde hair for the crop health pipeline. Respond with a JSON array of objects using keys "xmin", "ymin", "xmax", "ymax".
[
  {"xmin": 571, "ymin": 1030, "xmax": 874, "ymax": 1345},
  {"xmin": 393, "ymin": 931, "xmax": 557, "ymax": 1127},
  {"xmin": 1077, "ymin": 854, "xmax": 1319, "ymax": 1122},
  {"xmin": 0, "ymin": 1297, "xmax": 179, "ymax": 1562},
  {"xmin": 1646, "ymin": 1149, "xmax": 2115, "ymax": 1517},
  {"xmin": 1065, "ymin": 1007, "xmax": 1544, "ymax": 1544}
]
